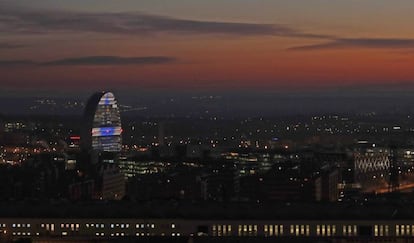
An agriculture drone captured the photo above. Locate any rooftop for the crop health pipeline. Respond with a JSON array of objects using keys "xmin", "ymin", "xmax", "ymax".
[{"xmin": 0, "ymin": 199, "xmax": 413, "ymax": 220}]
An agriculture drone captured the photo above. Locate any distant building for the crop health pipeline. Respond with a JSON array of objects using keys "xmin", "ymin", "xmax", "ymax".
[
  {"xmin": 353, "ymin": 147, "xmax": 390, "ymax": 190},
  {"xmin": 81, "ymin": 92, "xmax": 122, "ymax": 164},
  {"xmin": 68, "ymin": 179, "xmax": 94, "ymax": 201},
  {"xmin": 95, "ymin": 164, "xmax": 125, "ymax": 200},
  {"xmin": 80, "ymin": 91, "xmax": 125, "ymax": 200},
  {"xmin": 118, "ymin": 157, "xmax": 169, "ymax": 179},
  {"xmin": 206, "ymin": 162, "xmax": 240, "ymax": 201},
  {"xmin": 315, "ymin": 166, "xmax": 340, "ymax": 202}
]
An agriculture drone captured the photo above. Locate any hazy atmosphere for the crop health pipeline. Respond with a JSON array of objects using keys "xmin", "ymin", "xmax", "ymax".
[{"xmin": 2, "ymin": 0, "xmax": 414, "ymax": 93}]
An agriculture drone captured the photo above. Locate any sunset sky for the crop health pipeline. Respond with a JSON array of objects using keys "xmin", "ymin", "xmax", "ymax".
[{"xmin": 2, "ymin": 0, "xmax": 414, "ymax": 94}]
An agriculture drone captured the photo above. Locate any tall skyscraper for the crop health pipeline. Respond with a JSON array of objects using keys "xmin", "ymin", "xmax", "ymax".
[
  {"xmin": 80, "ymin": 92, "xmax": 125, "ymax": 199},
  {"xmin": 81, "ymin": 92, "xmax": 122, "ymax": 163}
]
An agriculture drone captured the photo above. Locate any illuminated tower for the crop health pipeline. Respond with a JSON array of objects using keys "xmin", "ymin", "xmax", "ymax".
[
  {"xmin": 81, "ymin": 92, "xmax": 122, "ymax": 163},
  {"xmin": 79, "ymin": 92, "xmax": 125, "ymax": 200}
]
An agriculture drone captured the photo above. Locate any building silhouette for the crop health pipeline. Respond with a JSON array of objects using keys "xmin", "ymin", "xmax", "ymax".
[
  {"xmin": 81, "ymin": 91, "xmax": 122, "ymax": 164},
  {"xmin": 79, "ymin": 91, "xmax": 125, "ymax": 200}
]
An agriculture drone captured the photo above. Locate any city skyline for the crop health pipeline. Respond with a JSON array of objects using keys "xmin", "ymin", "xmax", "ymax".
[
  {"xmin": 5, "ymin": 2, "xmax": 414, "ymax": 242},
  {"xmin": 2, "ymin": 1, "xmax": 414, "ymax": 93}
]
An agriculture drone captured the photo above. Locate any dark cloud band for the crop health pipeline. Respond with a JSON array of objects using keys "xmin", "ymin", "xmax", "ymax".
[
  {"xmin": 0, "ymin": 42, "xmax": 26, "ymax": 49},
  {"xmin": 0, "ymin": 56, "xmax": 176, "ymax": 67},
  {"xmin": 288, "ymin": 38, "xmax": 414, "ymax": 51},
  {"xmin": 0, "ymin": 5, "xmax": 329, "ymax": 39}
]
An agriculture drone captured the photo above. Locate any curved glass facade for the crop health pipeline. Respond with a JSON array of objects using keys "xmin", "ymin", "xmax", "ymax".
[{"xmin": 88, "ymin": 92, "xmax": 122, "ymax": 152}]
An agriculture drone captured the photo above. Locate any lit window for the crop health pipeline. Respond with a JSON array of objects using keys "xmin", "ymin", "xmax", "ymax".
[{"xmin": 379, "ymin": 225, "xmax": 383, "ymax": 236}]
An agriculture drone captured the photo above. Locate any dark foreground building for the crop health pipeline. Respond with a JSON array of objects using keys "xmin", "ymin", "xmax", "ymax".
[{"xmin": 1, "ymin": 202, "xmax": 414, "ymax": 242}]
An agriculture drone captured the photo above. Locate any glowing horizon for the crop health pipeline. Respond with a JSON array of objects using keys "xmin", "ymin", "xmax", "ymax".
[{"xmin": 2, "ymin": 1, "xmax": 414, "ymax": 92}]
